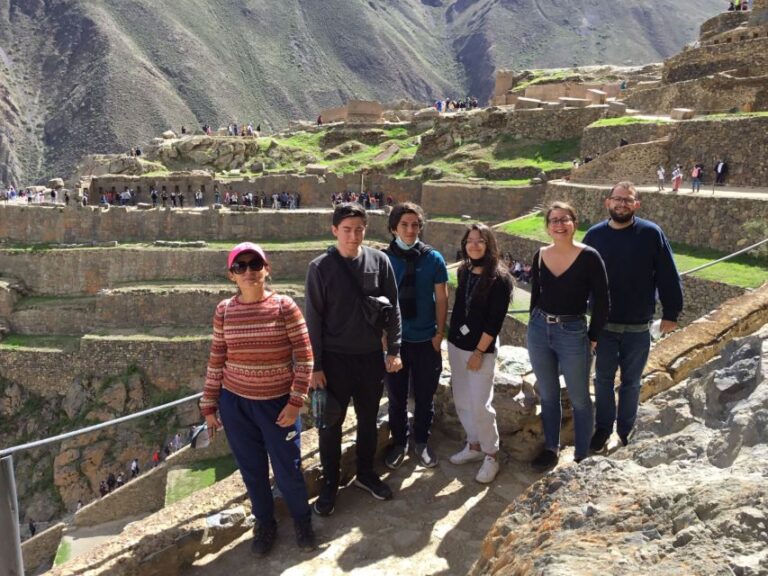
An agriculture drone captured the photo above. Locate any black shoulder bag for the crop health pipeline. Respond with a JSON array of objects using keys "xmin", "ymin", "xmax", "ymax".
[{"xmin": 329, "ymin": 248, "xmax": 393, "ymax": 331}]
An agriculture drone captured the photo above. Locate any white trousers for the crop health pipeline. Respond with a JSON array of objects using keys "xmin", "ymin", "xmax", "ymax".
[{"xmin": 447, "ymin": 342, "xmax": 499, "ymax": 454}]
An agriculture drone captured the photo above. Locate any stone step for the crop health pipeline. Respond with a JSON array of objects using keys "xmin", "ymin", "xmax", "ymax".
[{"xmin": 9, "ymin": 282, "xmax": 307, "ymax": 335}]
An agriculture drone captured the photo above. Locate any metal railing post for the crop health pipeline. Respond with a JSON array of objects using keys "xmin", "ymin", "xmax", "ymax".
[{"xmin": 0, "ymin": 455, "xmax": 24, "ymax": 576}]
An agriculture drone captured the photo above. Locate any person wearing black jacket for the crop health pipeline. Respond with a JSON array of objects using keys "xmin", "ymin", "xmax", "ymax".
[
  {"xmin": 447, "ymin": 224, "xmax": 513, "ymax": 484},
  {"xmin": 527, "ymin": 202, "xmax": 610, "ymax": 471}
]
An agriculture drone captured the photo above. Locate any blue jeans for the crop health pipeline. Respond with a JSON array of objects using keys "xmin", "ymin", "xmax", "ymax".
[
  {"xmin": 527, "ymin": 312, "xmax": 593, "ymax": 459},
  {"xmin": 594, "ymin": 329, "xmax": 651, "ymax": 437}
]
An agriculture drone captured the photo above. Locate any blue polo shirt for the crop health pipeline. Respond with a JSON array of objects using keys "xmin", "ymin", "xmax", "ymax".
[{"xmin": 386, "ymin": 247, "xmax": 449, "ymax": 342}]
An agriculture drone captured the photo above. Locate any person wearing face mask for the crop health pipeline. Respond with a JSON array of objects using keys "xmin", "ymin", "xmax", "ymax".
[
  {"xmin": 447, "ymin": 224, "xmax": 514, "ymax": 484},
  {"xmin": 199, "ymin": 242, "xmax": 316, "ymax": 557},
  {"xmin": 382, "ymin": 203, "xmax": 449, "ymax": 471}
]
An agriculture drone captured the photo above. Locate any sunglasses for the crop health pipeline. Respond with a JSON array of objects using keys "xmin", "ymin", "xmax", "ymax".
[{"xmin": 229, "ymin": 259, "xmax": 265, "ymax": 274}]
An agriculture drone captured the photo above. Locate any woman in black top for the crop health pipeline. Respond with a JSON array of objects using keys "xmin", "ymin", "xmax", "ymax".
[
  {"xmin": 527, "ymin": 202, "xmax": 609, "ymax": 471},
  {"xmin": 447, "ymin": 224, "xmax": 514, "ymax": 484}
]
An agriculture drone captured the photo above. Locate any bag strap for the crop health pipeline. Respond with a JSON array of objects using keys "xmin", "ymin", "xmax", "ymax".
[{"xmin": 328, "ymin": 247, "xmax": 367, "ymax": 301}]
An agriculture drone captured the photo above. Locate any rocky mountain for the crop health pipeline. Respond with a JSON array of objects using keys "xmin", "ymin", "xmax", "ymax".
[{"xmin": 0, "ymin": 0, "xmax": 722, "ymax": 185}]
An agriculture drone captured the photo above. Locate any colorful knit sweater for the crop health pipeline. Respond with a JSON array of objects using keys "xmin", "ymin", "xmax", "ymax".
[{"xmin": 200, "ymin": 293, "xmax": 313, "ymax": 415}]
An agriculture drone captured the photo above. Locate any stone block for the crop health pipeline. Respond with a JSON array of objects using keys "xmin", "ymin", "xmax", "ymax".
[
  {"xmin": 586, "ymin": 89, "xmax": 607, "ymax": 104},
  {"xmin": 608, "ymin": 100, "xmax": 628, "ymax": 115},
  {"xmin": 671, "ymin": 108, "xmax": 695, "ymax": 120},
  {"xmin": 48, "ymin": 178, "xmax": 64, "ymax": 189},
  {"xmin": 414, "ymin": 107, "xmax": 440, "ymax": 119},
  {"xmin": 515, "ymin": 97, "xmax": 542, "ymax": 109},
  {"xmin": 544, "ymin": 101, "xmax": 562, "ymax": 109},
  {"xmin": 558, "ymin": 97, "xmax": 590, "ymax": 108},
  {"xmin": 305, "ymin": 164, "xmax": 328, "ymax": 176},
  {"xmin": 161, "ymin": 130, "xmax": 177, "ymax": 140}
]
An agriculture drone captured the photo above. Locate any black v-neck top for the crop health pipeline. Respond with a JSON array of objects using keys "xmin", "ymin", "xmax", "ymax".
[{"xmin": 529, "ymin": 246, "xmax": 610, "ymax": 341}]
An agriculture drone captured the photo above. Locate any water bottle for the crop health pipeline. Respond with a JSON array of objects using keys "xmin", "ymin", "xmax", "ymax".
[
  {"xmin": 312, "ymin": 389, "xmax": 327, "ymax": 430},
  {"xmin": 650, "ymin": 319, "xmax": 663, "ymax": 341}
]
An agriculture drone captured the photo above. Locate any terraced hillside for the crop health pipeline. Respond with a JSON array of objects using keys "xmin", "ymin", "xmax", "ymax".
[{"xmin": 0, "ymin": 0, "xmax": 723, "ymax": 185}]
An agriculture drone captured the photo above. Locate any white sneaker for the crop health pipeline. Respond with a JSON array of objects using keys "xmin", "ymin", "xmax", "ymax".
[
  {"xmin": 449, "ymin": 444, "xmax": 485, "ymax": 465},
  {"xmin": 475, "ymin": 456, "xmax": 500, "ymax": 484}
]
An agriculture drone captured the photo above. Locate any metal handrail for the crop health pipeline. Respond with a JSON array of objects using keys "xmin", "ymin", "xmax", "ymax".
[
  {"xmin": 679, "ymin": 237, "xmax": 768, "ymax": 277},
  {"xmin": 0, "ymin": 393, "xmax": 202, "ymax": 458}
]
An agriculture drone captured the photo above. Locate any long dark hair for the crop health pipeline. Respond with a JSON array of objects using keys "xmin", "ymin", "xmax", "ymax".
[{"xmin": 459, "ymin": 223, "xmax": 510, "ymax": 306}]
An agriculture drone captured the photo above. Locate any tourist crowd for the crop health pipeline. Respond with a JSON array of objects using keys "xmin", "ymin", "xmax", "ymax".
[
  {"xmin": 433, "ymin": 96, "xmax": 480, "ymax": 112},
  {"xmin": 198, "ymin": 183, "xmax": 682, "ymax": 555}
]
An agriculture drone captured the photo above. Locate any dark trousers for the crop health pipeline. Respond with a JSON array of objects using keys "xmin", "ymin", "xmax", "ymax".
[
  {"xmin": 385, "ymin": 340, "xmax": 442, "ymax": 446},
  {"xmin": 219, "ymin": 388, "xmax": 310, "ymax": 524},
  {"xmin": 320, "ymin": 350, "xmax": 385, "ymax": 486}
]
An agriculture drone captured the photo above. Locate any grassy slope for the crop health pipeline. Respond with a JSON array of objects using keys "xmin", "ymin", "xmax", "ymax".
[
  {"xmin": 165, "ymin": 455, "xmax": 239, "ymax": 505},
  {"xmin": 499, "ymin": 214, "xmax": 768, "ymax": 288}
]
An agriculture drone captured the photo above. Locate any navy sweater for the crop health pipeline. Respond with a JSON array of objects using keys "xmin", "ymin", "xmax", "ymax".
[{"xmin": 584, "ymin": 217, "xmax": 683, "ymax": 325}]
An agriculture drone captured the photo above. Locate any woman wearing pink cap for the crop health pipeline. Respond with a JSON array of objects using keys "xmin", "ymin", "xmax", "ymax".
[{"xmin": 199, "ymin": 242, "xmax": 315, "ymax": 556}]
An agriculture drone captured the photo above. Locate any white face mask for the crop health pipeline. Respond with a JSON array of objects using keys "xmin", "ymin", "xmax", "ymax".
[{"xmin": 395, "ymin": 236, "xmax": 418, "ymax": 250}]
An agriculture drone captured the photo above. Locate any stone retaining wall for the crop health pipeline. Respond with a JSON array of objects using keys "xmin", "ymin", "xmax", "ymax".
[
  {"xmin": 700, "ymin": 12, "xmax": 751, "ymax": 41},
  {"xmin": 544, "ymin": 183, "xmax": 768, "ymax": 255},
  {"xmin": 0, "ymin": 247, "xmax": 323, "ymax": 295},
  {"xmin": 571, "ymin": 139, "xmax": 670, "ymax": 186},
  {"xmin": 73, "ymin": 433, "xmax": 232, "ymax": 528},
  {"xmin": 677, "ymin": 276, "xmax": 747, "ymax": 325},
  {"xmin": 662, "ymin": 36, "xmax": 768, "ymax": 83},
  {"xmin": 0, "ymin": 336, "xmax": 210, "ymax": 397},
  {"xmin": 21, "ymin": 521, "xmax": 65, "ymax": 575},
  {"xmin": 581, "ymin": 123, "xmax": 675, "ymax": 158},
  {"xmin": 625, "ymin": 73, "xmax": 768, "ymax": 116},
  {"xmin": 10, "ymin": 288, "xmax": 307, "ymax": 335},
  {"xmin": 0, "ymin": 205, "xmax": 390, "ymax": 245},
  {"xmin": 421, "ymin": 183, "xmax": 540, "ymax": 222}
]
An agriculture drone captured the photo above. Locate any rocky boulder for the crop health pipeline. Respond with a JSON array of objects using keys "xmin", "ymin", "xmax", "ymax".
[{"xmin": 471, "ymin": 325, "xmax": 768, "ymax": 576}]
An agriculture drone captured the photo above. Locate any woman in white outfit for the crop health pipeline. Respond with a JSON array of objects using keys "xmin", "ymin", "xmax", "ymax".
[{"xmin": 447, "ymin": 224, "xmax": 514, "ymax": 483}]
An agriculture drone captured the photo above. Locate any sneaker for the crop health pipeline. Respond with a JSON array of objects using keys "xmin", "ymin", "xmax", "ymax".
[
  {"xmin": 415, "ymin": 443, "xmax": 438, "ymax": 468},
  {"xmin": 353, "ymin": 473, "xmax": 393, "ymax": 501},
  {"xmin": 385, "ymin": 443, "xmax": 407, "ymax": 470},
  {"xmin": 618, "ymin": 432, "xmax": 630, "ymax": 447},
  {"xmin": 294, "ymin": 516, "xmax": 316, "ymax": 552},
  {"xmin": 251, "ymin": 519, "xmax": 277, "ymax": 557},
  {"xmin": 531, "ymin": 449, "xmax": 559, "ymax": 472},
  {"xmin": 312, "ymin": 482, "xmax": 337, "ymax": 517},
  {"xmin": 475, "ymin": 455, "xmax": 499, "ymax": 484},
  {"xmin": 590, "ymin": 428, "xmax": 611, "ymax": 452},
  {"xmin": 449, "ymin": 443, "xmax": 485, "ymax": 465}
]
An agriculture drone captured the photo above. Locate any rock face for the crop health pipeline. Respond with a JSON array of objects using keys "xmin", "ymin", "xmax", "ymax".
[{"xmin": 471, "ymin": 325, "xmax": 768, "ymax": 576}]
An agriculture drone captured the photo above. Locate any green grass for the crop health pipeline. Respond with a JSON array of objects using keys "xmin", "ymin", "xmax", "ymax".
[
  {"xmin": 53, "ymin": 538, "xmax": 72, "ymax": 566},
  {"xmin": 165, "ymin": 455, "xmax": 239, "ymax": 505},
  {"xmin": 512, "ymin": 69, "xmax": 572, "ymax": 91},
  {"xmin": 0, "ymin": 334, "xmax": 79, "ymax": 351},
  {"xmin": 496, "ymin": 213, "xmax": 768, "ymax": 288},
  {"xmin": 588, "ymin": 117, "xmax": 673, "ymax": 128},
  {"xmin": 694, "ymin": 111, "xmax": 768, "ymax": 121}
]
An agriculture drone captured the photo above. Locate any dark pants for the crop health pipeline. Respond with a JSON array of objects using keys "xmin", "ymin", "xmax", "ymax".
[
  {"xmin": 319, "ymin": 350, "xmax": 385, "ymax": 486},
  {"xmin": 219, "ymin": 388, "xmax": 310, "ymax": 524},
  {"xmin": 385, "ymin": 340, "xmax": 442, "ymax": 446}
]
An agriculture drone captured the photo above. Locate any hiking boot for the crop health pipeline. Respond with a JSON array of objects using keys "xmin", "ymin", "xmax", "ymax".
[
  {"xmin": 294, "ymin": 516, "xmax": 316, "ymax": 552},
  {"xmin": 415, "ymin": 443, "xmax": 438, "ymax": 468},
  {"xmin": 449, "ymin": 443, "xmax": 484, "ymax": 465},
  {"xmin": 590, "ymin": 428, "xmax": 611, "ymax": 452},
  {"xmin": 475, "ymin": 455, "xmax": 499, "ymax": 484},
  {"xmin": 531, "ymin": 449, "xmax": 559, "ymax": 472},
  {"xmin": 312, "ymin": 482, "xmax": 337, "ymax": 517},
  {"xmin": 385, "ymin": 443, "xmax": 408, "ymax": 470},
  {"xmin": 251, "ymin": 519, "xmax": 277, "ymax": 557},
  {"xmin": 353, "ymin": 473, "xmax": 393, "ymax": 501}
]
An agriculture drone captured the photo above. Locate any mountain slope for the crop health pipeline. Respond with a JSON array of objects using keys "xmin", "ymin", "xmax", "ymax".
[{"xmin": 0, "ymin": 0, "xmax": 722, "ymax": 184}]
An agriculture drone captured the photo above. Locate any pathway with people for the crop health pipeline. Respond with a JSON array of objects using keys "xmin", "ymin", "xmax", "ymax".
[{"xmin": 552, "ymin": 180, "xmax": 768, "ymax": 200}]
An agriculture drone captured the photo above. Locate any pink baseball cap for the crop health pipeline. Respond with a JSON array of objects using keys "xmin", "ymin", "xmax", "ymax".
[{"xmin": 227, "ymin": 242, "xmax": 269, "ymax": 269}]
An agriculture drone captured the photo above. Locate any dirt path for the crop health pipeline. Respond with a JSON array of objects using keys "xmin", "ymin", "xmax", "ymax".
[{"xmin": 184, "ymin": 430, "xmax": 549, "ymax": 576}]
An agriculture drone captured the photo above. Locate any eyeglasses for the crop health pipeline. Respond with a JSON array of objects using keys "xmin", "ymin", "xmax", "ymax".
[
  {"xmin": 230, "ymin": 260, "xmax": 265, "ymax": 274},
  {"xmin": 465, "ymin": 239, "xmax": 487, "ymax": 245},
  {"xmin": 547, "ymin": 217, "xmax": 573, "ymax": 225},
  {"xmin": 609, "ymin": 196, "xmax": 636, "ymax": 205}
]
